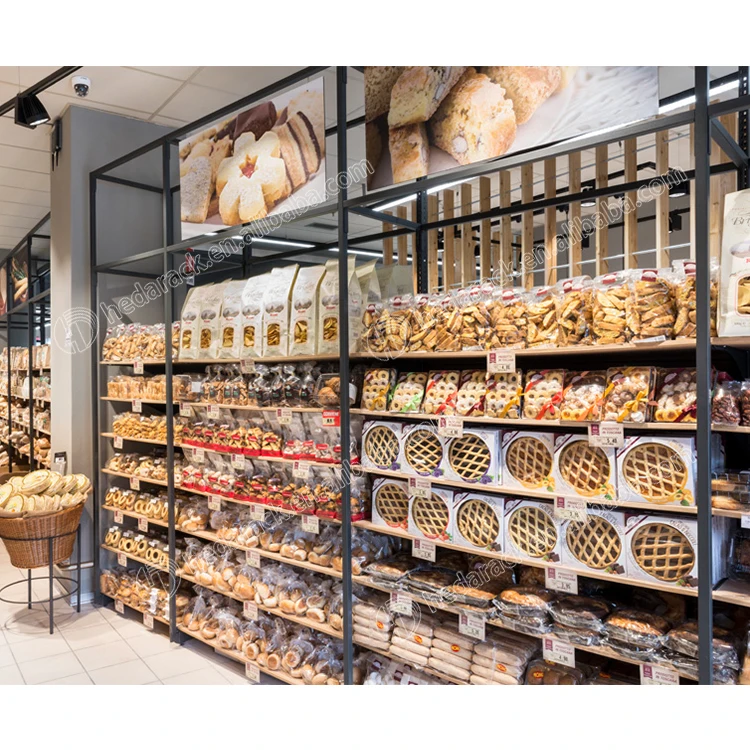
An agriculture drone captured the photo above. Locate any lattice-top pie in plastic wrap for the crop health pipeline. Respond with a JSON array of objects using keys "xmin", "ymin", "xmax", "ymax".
[{"xmin": 523, "ymin": 370, "xmax": 565, "ymax": 420}]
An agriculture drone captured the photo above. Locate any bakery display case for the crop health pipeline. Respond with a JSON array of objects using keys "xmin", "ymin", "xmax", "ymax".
[{"xmin": 89, "ymin": 66, "xmax": 750, "ymax": 686}]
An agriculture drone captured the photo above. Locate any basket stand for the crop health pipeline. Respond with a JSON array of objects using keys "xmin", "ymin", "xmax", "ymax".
[{"xmin": 0, "ymin": 526, "xmax": 82, "ymax": 635}]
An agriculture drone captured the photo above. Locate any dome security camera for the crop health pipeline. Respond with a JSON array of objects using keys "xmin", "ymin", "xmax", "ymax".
[{"xmin": 72, "ymin": 76, "xmax": 91, "ymax": 97}]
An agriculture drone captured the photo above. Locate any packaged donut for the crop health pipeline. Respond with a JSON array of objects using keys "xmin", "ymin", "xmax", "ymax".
[
  {"xmin": 485, "ymin": 370, "xmax": 522, "ymax": 419},
  {"xmin": 361, "ymin": 367, "xmax": 397, "ymax": 411}
]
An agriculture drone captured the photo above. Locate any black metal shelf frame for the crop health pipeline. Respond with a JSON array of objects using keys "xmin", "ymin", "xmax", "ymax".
[{"xmin": 89, "ymin": 66, "xmax": 750, "ymax": 686}]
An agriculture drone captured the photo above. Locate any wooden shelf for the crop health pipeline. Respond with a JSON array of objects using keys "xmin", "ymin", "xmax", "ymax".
[
  {"xmin": 102, "ymin": 468, "xmax": 169, "ymax": 488},
  {"xmin": 713, "ymin": 336, "xmax": 750, "ymax": 349},
  {"xmin": 101, "ymin": 544, "xmax": 169, "ymax": 572},
  {"xmin": 103, "ymin": 504, "xmax": 169, "ymax": 529},
  {"xmin": 101, "ymin": 593, "xmax": 170, "ymax": 626},
  {"xmin": 357, "ymin": 467, "xmax": 698, "ymax": 515},
  {"xmin": 352, "ymin": 522, "xmax": 699, "ymax": 598},
  {"xmin": 101, "ymin": 397, "xmax": 176, "ymax": 405},
  {"xmin": 100, "ymin": 354, "xmax": 341, "ymax": 366},
  {"xmin": 713, "ymin": 579, "xmax": 750, "ymax": 608},
  {"xmin": 712, "ymin": 507, "xmax": 750, "ymax": 520},
  {"xmin": 102, "ymin": 397, "xmax": 327, "ymax": 414},
  {"xmin": 711, "ymin": 424, "xmax": 750, "ymax": 434}
]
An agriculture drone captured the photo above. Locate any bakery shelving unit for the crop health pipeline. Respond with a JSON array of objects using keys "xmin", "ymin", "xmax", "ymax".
[
  {"xmin": 89, "ymin": 66, "xmax": 750, "ymax": 685},
  {"xmin": 0, "ymin": 214, "xmax": 52, "ymax": 474}
]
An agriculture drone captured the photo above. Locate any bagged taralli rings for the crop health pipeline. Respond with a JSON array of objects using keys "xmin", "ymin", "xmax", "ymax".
[{"xmin": 719, "ymin": 188, "xmax": 750, "ymax": 336}]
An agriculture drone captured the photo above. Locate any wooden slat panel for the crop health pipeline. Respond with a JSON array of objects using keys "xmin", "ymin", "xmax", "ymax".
[
  {"xmin": 521, "ymin": 163, "xmax": 534, "ymax": 289},
  {"xmin": 460, "ymin": 183, "xmax": 474, "ymax": 285},
  {"xmin": 655, "ymin": 130, "xmax": 670, "ymax": 268},
  {"xmin": 427, "ymin": 194, "xmax": 439, "ymax": 292},
  {"xmin": 595, "ymin": 144, "xmax": 609, "ymax": 275},
  {"xmin": 499, "ymin": 171, "xmax": 511, "ymax": 285},
  {"xmin": 544, "ymin": 158, "xmax": 557, "ymax": 284},
  {"xmin": 397, "ymin": 205, "xmax": 408, "ymax": 265},
  {"xmin": 623, "ymin": 137, "xmax": 638, "ymax": 269},
  {"xmin": 382, "ymin": 211, "xmax": 393, "ymax": 265},
  {"xmin": 442, "ymin": 189, "xmax": 455, "ymax": 289},
  {"xmin": 479, "ymin": 177, "xmax": 492, "ymax": 281},
  {"xmin": 568, "ymin": 151, "xmax": 582, "ymax": 276}
]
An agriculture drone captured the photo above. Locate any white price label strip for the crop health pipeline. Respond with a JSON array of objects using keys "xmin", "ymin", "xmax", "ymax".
[
  {"xmin": 143, "ymin": 613, "xmax": 154, "ymax": 630},
  {"xmin": 545, "ymin": 567, "xmax": 579, "ymax": 595},
  {"xmin": 243, "ymin": 601, "xmax": 259, "ymax": 620},
  {"xmin": 246, "ymin": 550, "xmax": 261, "ymax": 569},
  {"xmin": 553, "ymin": 496, "xmax": 587, "ymax": 522},
  {"xmin": 129, "ymin": 477, "xmax": 140, "ymax": 491},
  {"xmin": 459, "ymin": 612, "xmax": 485, "ymax": 641},
  {"xmin": 231, "ymin": 453, "xmax": 246, "ymax": 470},
  {"xmin": 588, "ymin": 422, "xmax": 624, "ymax": 448},
  {"xmin": 179, "ymin": 402, "xmax": 193, "ymax": 417},
  {"xmin": 245, "ymin": 663, "xmax": 260, "ymax": 683},
  {"xmin": 133, "ymin": 360, "xmax": 144, "ymax": 375},
  {"xmin": 249, "ymin": 504, "xmax": 266, "ymax": 522},
  {"xmin": 301, "ymin": 515, "xmax": 320, "ymax": 534},
  {"xmin": 390, "ymin": 591, "xmax": 413, "ymax": 615},
  {"xmin": 412, "ymin": 538, "xmax": 436, "ymax": 562},
  {"xmin": 240, "ymin": 359, "xmax": 256, "ymax": 375},
  {"xmin": 117, "ymin": 552, "xmax": 127, "ymax": 567},
  {"xmin": 207, "ymin": 404, "xmax": 220, "ymax": 419},
  {"xmin": 113, "ymin": 510, "xmax": 124, "ymax": 524},
  {"xmin": 114, "ymin": 435, "xmax": 123, "ymax": 450},
  {"xmin": 293, "ymin": 460, "xmax": 311, "ymax": 479},
  {"xmin": 437, "ymin": 415, "xmax": 463, "ymax": 438},
  {"xmin": 208, "ymin": 495, "xmax": 222, "ymax": 511},
  {"xmin": 276, "ymin": 407, "xmax": 293, "ymax": 425},
  {"xmin": 640, "ymin": 664, "xmax": 679, "ymax": 685},
  {"xmin": 742, "ymin": 514, "xmax": 750, "ymax": 530},
  {"xmin": 487, "ymin": 349, "xmax": 516, "ymax": 374},
  {"xmin": 192, "ymin": 447, "xmax": 205, "ymax": 463},
  {"xmin": 542, "ymin": 637, "xmax": 575, "ymax": 668},
  {"xmin": 132, "ymin": 399, "xmax": 142, "ymax": 414},
  {"xmin": 137, "ymin": 517, "xmax": 148, "ymax": 533},
  {"xmin": 408, "ymin": 476, "xmax": 431, "ymax": 499},
  {"xmin": 115, "ymin": 600, "xmax": 125, "ymax": 614}
]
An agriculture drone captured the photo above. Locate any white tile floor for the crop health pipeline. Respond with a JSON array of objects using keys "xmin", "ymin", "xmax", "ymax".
[{"xmin": 0, "ymin": 545, "xmax": 268, "ymax": 685}]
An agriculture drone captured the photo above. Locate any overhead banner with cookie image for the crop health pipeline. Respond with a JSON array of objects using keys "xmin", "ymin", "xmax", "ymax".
[
  {"xmin": 364, "ymin": 67, "xmax": 658, "ymax": 189},
  {"xmin": 179, "ymin": 78, "xmax": 326, "ymax": 239}
]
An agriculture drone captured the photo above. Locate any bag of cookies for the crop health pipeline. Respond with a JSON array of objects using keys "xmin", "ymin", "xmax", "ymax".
[
  {"xmin": 554, "ymin": 276, "xmax": 593, "ymax": 346},
  {"xmin": 263, "ymin": 265, "xmax": 299, "ymax": 357},
  {"xmin": 485, "ymin": 370, "xmax": 522, "ymax": 418},
  {"xmin": 712, "ymin": 379, "xmax": 742, "ymax": 425},
  {"xmin": 218, "ymin": 280, "xmax": 247, "ymax": 360},
  {"xmin": 719, "ymin": 188, "xmax": 750, "ymax": 337},
  {"xmin": 361, "ymin": 367, "xmax": 397, "ymax": 411},
  {"xmin": 289, "ymin": 264, "xmax": 326, "ymax": 357},
  {"xmin": 456, "ymin": 284, "xmax": 492, "ymax": 350},
  {"xmin": 318, "ymin": 258, "xmax": 360, "ymax": 355},
  {"xmin": 654, "ymin": 368, "xmax": 697, "ymax": 422},
  {"xmin": 198, "ymin": 282, "xmax": 227, "ymax": 360},
  {"xmin": 179, "ymin": 285, "xmax": 212, "ymax": 360},
  {"xmin": 559, "ymin": 371, "xmax": 607, "ymax": 422},
  {"xmin": 591, "ymin": 271, "xmax": 635, "ymax": 345},
  {"xmin": 487, "ymin": 287, "xmax": 528, "ymax": 349},
  {"xmin": 523, "ymin": 370, "xmax": 565, "ymax": 420},
  {"xmin": 455, "ymin": 369, "xmax": 487, "ymax": 416},
  {"xmin": 422, "ymin": 371, "xmax": 460, "ymax": 414},
  {"xmin": 240, "ymin": 272, "xmax": 271, "ymax": 359},
  {"xmin": 389, "ymin": 372, "xmax": 427, "ymax": 413},
  {"xmin": 602, "ymin": 366, "xmax": 656, "ymax": 423},
  {"xmin": 672, "ymin": 260, "xmax": 717, "ymax": 338},
  {"xmin": 630, "ymin": 268, "xmax": 676, "ymax": 341},
  {"xmin": 525, "ymin": 286, "xmax": 558, "ymax": 348}
]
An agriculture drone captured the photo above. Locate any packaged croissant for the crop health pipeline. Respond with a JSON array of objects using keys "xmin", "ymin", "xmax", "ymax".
[
  {"xmin": 591, "ymin": 271, "xmax": 634, "ymax": 345},
  {"xmin": 630, "ymin": 268, "xmax": 676, "ymax": 340},
  {"xmin": 487, "ymin": 287, "xmax": 528, "ymax": 349},
  {"xmin": 422, "ymin": 370, "xmax": 460, "ymax": 414},
  {"xmin": 601, "ymin": 366, "xmax": 656, "ymax": 423},
  {"xmin": 554, "ymin": 276, "xmax": 593, "ymax": 346},
  {"xmin": 523, "ymin": 370, "xmax": 565, "ymax": 420},
  {"xmin": 525, "ymin": 286, "xmax": 559, "ymax": 348},
  {"xmin": 654, "ymin": 368, "xmax": 697, "ymax": 422}
]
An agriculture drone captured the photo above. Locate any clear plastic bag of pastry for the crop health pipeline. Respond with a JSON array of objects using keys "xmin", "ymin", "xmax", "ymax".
[
  {"xmin": 420, "ymin": 370, "xmax": 460, "ymax": 414},
  {"xmin": 601, "ymin": 366, "xmax": 656, "ymax": 422},
  {"xmin": 454, "ymin": 369, "xmax": 487, "ymax": 416},
  {"xmin": 602, "ymin": 608, "xmax": 670, "ymax": 649},
  {"xmin": 559, "ymin": 371, "xmax": 606, "ymax": 421},
  {"xmin": 407, "ymin": 293, "xmax": 445, "ymax": 353},
  {"xmin": 630, "ymin": 268, "xmax": 676, "ymax": 341},
  {"xmin": 551, "ymin": 622, "xmax": 602, "ymax": 646},
  {"xmin": 729, "ymin": 527, "xmax": 750, "ymax": 582},
  {"xmin": 497, "ymin": 585, "xmax": 556, "ymax": 617},
  {"xmin": 665, "ymin": 620, "xmax": 740, "ymax": 670},
  {"xmin": 654, "ymin": 368, "xmax": 697, "ymax": 422},
  {"xmin": 554, "ymin": 276, "xmax": 593, "ymax": 346},
  {"xmin": 525, "ymin": 658, "xmax": 585, "ymax": 685},
  {"xmin": 455, "ymin": 284, "xmax": 493, "ymax": 350},
  {"xmin": 712, "ymin": 379, "xmax": 742, "ymax": 425},
  {"xmin": 484, "ymin": 370, "xmax": 522, "ymax": 418},
  {"xmin": 313, "ymin": 372, "xmax": 353, "ymax": 408},
  {"xmin": 494, "ymin": 612, "xmax": 552, "ymax": 636},
  {"xmin": 672, "ymin": 259, "xmax": 719, "ymax": 338},
  {"xmin": 522, "ymin": 369, "xmax": 565, "ymax": 420},
  {"xmin": 591, "ymin": 271, "xmax": 635, "ymax": 345},
  {"xmin": 389, "ymin": 372, "xmax": 427, "ymax": 413},
  {"xmin": 281, "ymin": 413, "xmax": 306, "ymax": 461},
  {"xmin": 548, "ymin": 595, "xmax": 611, "ymax": 631},
  {"xmin": 361, "ymin": 367, "xmax": 397, "ymax": 412},
  {"xmin": 525, "ymin": 286, "xmax": 559, "ymax": 348},
  {"xmin": 486, "ymin": 286, "xmax": 527, "ymax": 349}
]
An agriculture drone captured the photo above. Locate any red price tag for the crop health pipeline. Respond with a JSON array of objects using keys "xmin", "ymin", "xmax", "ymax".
[{"xmin": 322, "ymin": 410, "xmax": 340, "ymax": 427}]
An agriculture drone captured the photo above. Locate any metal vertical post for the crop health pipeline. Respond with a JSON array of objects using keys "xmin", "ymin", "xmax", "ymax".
[
  {"xmin": 336, "ymin": 65, "xmax": 353, "ymax": 685},
  {"xmin": 27, "ymin": 240, "xmax": 34, "ymax": 470},
  {"xmin": 415, "ymin": 184, "xmax": 429, "ymax": 294},
  {"xmin": 162, "ymin": 142, "xmax": 178, "ymax": 642},
  {"xmin": 740, "ymin": 66, "xmax": 749, "ymax": 191},
  {"xmin": 694, "ymin": 66, "xmax": 713, "ymax": 685}
]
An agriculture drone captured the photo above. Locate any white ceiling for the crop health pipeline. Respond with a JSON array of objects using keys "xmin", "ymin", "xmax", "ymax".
[{"xmin": 0, "ymin": 66, "xmax": 740, "ymax": 252}]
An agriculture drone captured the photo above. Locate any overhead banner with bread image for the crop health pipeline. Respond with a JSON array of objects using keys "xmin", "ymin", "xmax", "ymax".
[
  {"xmin": 179, "ymin": 77, "xmax": 326, "ymax": 239},
  {"xmin": 365, "ymin": 67, "xmax": 658, "ymax": 189}
]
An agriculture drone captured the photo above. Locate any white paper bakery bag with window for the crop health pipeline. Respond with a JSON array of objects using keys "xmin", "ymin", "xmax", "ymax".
[
  {"xmin": 317, "ymin": 258, "xmax": 360, "ymax": 355},
  {"xmin": 218, "ymin": 280, "xmax": 247, "ymax": 359},
  {"xmin": 262, "ymin": 265, "xmax": 299, "ymax": 357},
  {"xmin": 179, "ymin": 284, "xmax": 212, "ymax": 360},
  {"xmin": 240, "ymin": 272, "xmax": 270, "ymax": 359},
  {"xmin": 289, "ymin": 264, "xmax": 326, "ymax": 357},
  {"xmin": 719, "ymin": 187, "xmax": 750, "ymax": 336},
  {"xmin": 197, "ymin": 281, "xmax": 227, "ymax": 360}
]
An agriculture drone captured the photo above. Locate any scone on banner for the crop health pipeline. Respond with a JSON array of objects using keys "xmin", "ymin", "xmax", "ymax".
[
  {"xmin": 616, "ymin": 436, "xmax": 696, "ymax": 507},
  {"xmin": 361, "ymin": 420, "xmax": 403, "ymax": 471},
  {"xmin": 441, "ymin": 428, "xmax": 500, "ymax": 485},
  {"xmin": 560, "ymin": 508, "xmax": 626, "ymax": 577},
  {"xmin": 408, "ymin": 486, "xmax": 454, "ymax": 543},
  {"xmin": 398, "ymin": 423, "xmax": 445, "ymax": 478},
  {"xmin": 504, "ymin": 500, "xmax": 561, "ymax": 563},
  {"xmin": 371, "ymin": 477, "xmax": 410, "ymax": 530},
  {"xmin": 501, "ymin": 431, "xmax": 555, "ymax": 493},
  {"xmin": 452, "ymin": 492, "xmax": 503, "ymax": 552},
  {"xmin": 553, "ymin": 434, "xmax": 616, "ymax": 502}
]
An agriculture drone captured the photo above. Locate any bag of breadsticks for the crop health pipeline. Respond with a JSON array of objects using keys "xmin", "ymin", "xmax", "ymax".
[
  {"xmin": 591, "ymin": 271, "xmax": 635, "ymax": 345},
  {"xmin": 553, "ymin": 276, "xmax": 593, "ymax": 346}
]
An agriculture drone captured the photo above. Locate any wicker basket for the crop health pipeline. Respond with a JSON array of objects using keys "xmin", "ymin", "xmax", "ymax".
[{"xmin": 0, "ymin": 503, "xmax": 84, "ymax": 569}]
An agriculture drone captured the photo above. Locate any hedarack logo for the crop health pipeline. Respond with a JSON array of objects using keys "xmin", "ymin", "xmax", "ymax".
[{"xmin": 53, "ymin": 307, "xmax": 98, "ymax": 355}]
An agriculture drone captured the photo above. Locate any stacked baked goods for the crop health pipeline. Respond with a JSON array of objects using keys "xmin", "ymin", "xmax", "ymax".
[
  {"xmin": 0, "ymin": 470, "xmax": 91, "ymax": 515},
  {"xmin": 100, "ymin": 568, "xmax": 190, "ymax": 622}
]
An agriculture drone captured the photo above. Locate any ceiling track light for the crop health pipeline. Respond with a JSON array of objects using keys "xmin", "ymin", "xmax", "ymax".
[{"xmin": 14, "ymin": 93, "xmax": 50, "ymax": 129}]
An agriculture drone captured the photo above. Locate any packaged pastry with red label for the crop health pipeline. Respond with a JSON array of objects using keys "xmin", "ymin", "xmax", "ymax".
[
  {"xmin": 523, "ymin": 370, "xmax": 565, "ymax": 420},
  {"xmin": 484, "ymin": 370, "xmax": 522, "ymax": 419},
  {"xmin": 602, "ymin": 366, "xmax": 655, "ymax": 423},
  {"xmin": 455, "ymin": 369, "xmax": 487, "ymax": 416},
  {"xmin": 559, "ymin": 371, "xmax": 607, "ymax": 422},
  {"xmin": 422, "ymin": 370, "xmax": 460, "ymax": 415}
]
